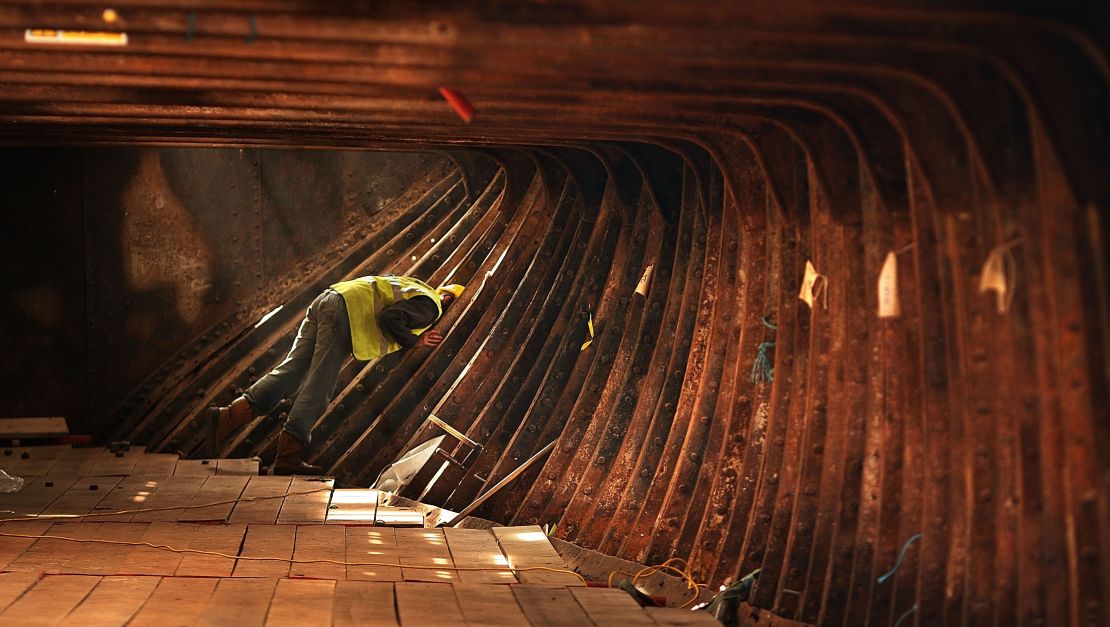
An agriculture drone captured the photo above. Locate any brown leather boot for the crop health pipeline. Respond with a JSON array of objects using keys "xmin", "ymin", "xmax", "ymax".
[
  {"xmin": 206, "ymin": 395, "xmax": 254, "ymax": 456},
  {"xmin": 273, "ymin": 431, "xmax": 323, "ymax": 476}
]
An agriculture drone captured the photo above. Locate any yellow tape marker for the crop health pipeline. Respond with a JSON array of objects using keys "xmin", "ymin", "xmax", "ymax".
[
  {"xmin": 580, "ymin": 311, "xmax": 594, "ymax": 351},
  {"xmin": 25, "ymin": 29, "xmax": 128, "ymax": 46}
]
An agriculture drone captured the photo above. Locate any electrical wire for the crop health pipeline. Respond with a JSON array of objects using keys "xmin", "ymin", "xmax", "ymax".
[
  {"xmin": 0, "ymin": 531, "xmax": 588, "ymax": 585},
  {"xmin": 606, "ymin": 557, "xmax": 708, "ymax": 608}
]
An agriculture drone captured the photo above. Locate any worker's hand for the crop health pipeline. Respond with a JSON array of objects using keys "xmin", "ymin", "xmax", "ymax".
[{"xmin": 417, "ymin": 330, "xmax": 444, "ymax": 347}]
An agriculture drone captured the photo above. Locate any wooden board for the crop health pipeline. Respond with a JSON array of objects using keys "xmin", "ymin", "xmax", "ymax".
[
  {"xmin": 129, "ymin": 476, "xmax": 208, "ymax": 522},
  {"xmin": 0, "ymin": 571, "xmax": 41, "ymax": 613},
  {"xmin": 196, "ymin": 577, "xmax": 277, "ymax": 627},
  {"xmin": 0, "ymin": 521, "xmax": 52, "ymax": 569},
  {"xmin": 395, "ymin": 527, "xmax": 460, "ymax": 583},
  {"xmin": 0, "ymin": 417, "xmax": 68, "ymax": 438},
  {"xmin": 128, "ymin": 576, "xmax": 219, "ymax": 626},
  {"xmin": 87, "ymin": 454, "xmax": 141, "ymax": 477},
  {"xmin": 41, "ymin": 476, "xmax": 122, "ymax": 517},
  {"xmin": 173, "ymin": 458, "xmax": 219, "ymax": 477},
  {"xmin": 332, "ymin": 581, "xmax": 398, "ymax": 627},
  {"xmin": 276, "ymin": 477, "xmax": 334, "ymax": 523},
  {"xmin": 374, "ymin": 506, "xmax": 425, "ymax": 527},
  {"xmin": 1, "ymin": 475, "xmax": 80, "ymax": 516},
  {"xmin": 264, "ymin": 578, "xmax": 335, "ymax": 627},
  {"xmin": 117, "ymin": 522, "xmax": 197, "ymax": 575},
  {"xmin": 232, "ymin": 524, "xmax": 295, "ymax": 578},
  {"xmin": 174, "ymin": 523, "xmax": 245, "ymax": 577},
  {"xmin": 452, "ymin": 583, "xmax": 531, "ymax": 626},
  {"xmin": 513, "ymin": 585, "xmax": 594, "ymax": 626},
  {"xmin": 6, "ymin": 521, "xmax": 103, "ymax": 573},
  {"xmin": 444, "ymin": 527, "xmax": 517, "ymax": 584},
  {"xmin": 180, "ymin": 475, "xmax": 250, "ymax": 522},
  {"xmin": 491, "ymin": 526, "xmax": 581, "ymax": 585},
  {"xmin": 229, "ymin": 476, "xmax": 293, "ymax": 524},
  {"xmin": 58, "ymin": 575, "xmax": 160, "ymax": 626},
  {"xmin": 395, "ymin": 581, "xmax": 466, "ymax": 626},
  {"xmin": 130, "ymin": 454, "xmax": 180, "ymax": 476},
  {"xmin": 346, "ymin": 527, "xmax": 402, "ymax": 582},
  {"xmin": 54, "ymin": 522, "xmax": 147, "ymax": 574},
  {"xmin": 570, "ymin": 587, "xmax": 658, "ymax": 626},
  {"xmin": 290, "ymin": 524, "xmax": 346, "ymax": 579},
  {"xmin": 88, "ymin": 476, "xmax": 170, "ymax": 522},
  {"xmin": 0, "ymin": 574, "xmax": 100, "ymax": 625},
  {"xmin": 215, "ymin": 458, "xmax": 260, "ymax": 476},
  {"xmin": 325, "ymin": 488, "xmax": 379, "ymax": 524}
]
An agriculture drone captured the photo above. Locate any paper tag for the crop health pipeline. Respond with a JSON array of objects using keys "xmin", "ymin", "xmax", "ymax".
[
  {"xmin": 798, "ymin": 260, "xmax": 826, "ymax": 308},
  {"xmin": 979, "ymin": 245, "xmax": 1015, "ymax": 313},
  {"xmin": 878, "ymin": 252, "xmax": 900, "ymax": 318}
]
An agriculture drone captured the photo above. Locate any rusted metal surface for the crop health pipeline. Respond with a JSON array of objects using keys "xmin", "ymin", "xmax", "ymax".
[{"xmin": 0, "ymin": 2, "xmax": 1107, "ymax": 625}]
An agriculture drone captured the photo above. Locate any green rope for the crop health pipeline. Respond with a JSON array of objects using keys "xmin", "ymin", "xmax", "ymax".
[
  {"xmin": 751, "ymin": 340, "xmax": 775, "ymax": 383},
  {"xmin": 751, "ymin": 314, "xmax": 777, "ymax": 384}
]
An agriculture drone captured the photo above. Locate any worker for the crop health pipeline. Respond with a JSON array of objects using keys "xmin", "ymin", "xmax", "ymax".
[{"xmin": 206, "ymin": 275, "xmax": 465, "ymax": 475}]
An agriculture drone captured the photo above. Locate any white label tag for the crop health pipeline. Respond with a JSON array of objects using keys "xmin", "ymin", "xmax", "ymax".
[{"xmin": 878, "ymin": 252, "xmax": 900, "ymax": 318}]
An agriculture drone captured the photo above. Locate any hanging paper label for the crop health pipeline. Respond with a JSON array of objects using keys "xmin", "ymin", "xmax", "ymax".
[
  {"xmin": 978, "ymin": 245, "xmax": 1015, "ymax": 314},
  {"xmin": 635, "ymin": 260, "xmax": 655, "ymax": 297},
  {"xmin": 799, "ymin": 260, "xmax": 826, "ymax": 308},
  {"xmin": 878, "ymin": 252, "xmax": 900, "ymax": 318}
]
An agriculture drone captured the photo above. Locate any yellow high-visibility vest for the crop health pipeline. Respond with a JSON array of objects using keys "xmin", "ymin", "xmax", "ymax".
[{"xmin": 331, "ymin": 275, "xmax": 442, "ymax": 360}]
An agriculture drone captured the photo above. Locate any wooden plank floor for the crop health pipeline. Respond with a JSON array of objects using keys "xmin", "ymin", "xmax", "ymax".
[{"xmin": 0, "ymin": 446, "xmax": 693, "ymax": 625}]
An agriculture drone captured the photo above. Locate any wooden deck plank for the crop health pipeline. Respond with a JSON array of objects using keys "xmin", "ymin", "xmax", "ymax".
[
  {"xmin": 128, "ymin": 577, "xmax": 218, "ymax": 627},
  {"xmin": 276, "ymin": 477, "xmax": 334, "ymax": 524},
  {"xmin": 181, "ymin": 475, "xmax": 250, "ymax": 522},
  {"xmin": 0, "ymin": 571, "xmax": 41, "ymax": 613},
  {"xmin": 0, "ymin": 446, "xmax": 63, "ymax": 477},
  {"xmin": 0, "ymin": 417, "xmax": 68, "ymax": 438},
  {"xmin": 215, "ymin": 458, "xmax": 260, "ymax": 476},
  {"xmin": 44, "ymin": 449, "xmax": 104, "ymax": 478},
  {"xmin": 492, "ymin": 526, "xmax": 581, "ymax": 585},
  {"xmin": 6, "ymin": 522, "xmax": 103, "ymax": 573},
  {"xmin": 173, "ymin": 458, "xmax": 219, "ymax": 476},
  {"xmin": 1, "ymin": 475, "xmax": 80, "ymax": 516},
  {"xmin": 229, "ymin": 476, "xmax": 292, "ymax": 524},
  {"xmin": 58, "ymin": 575, "xmax": 160, "ymax": 626},
  {"xmin": 174, "ymin": 523, "xmax": 246, "ymax": 577},
  {"xmin": 56, "ymin": 522, "xmax": 148, "ymax": 574},
  {"xmin": 513, "ymin": 585, "xmax": 594, "ymax": 626},
  {"xmin": 395, "ymin": 527, "xmax": 460, "ymax": 583},
  {"xmin": 117, "ymin": 522, "xmax": 197, "ymax": 575},
  {"xmin": 88, "ymin": 475, "xmax": 170, "ymax": 522},
  {"xmin": 87, "ymin": 454, "xmax": 141, "ymax": 477},
  {"xmin": 233, "ymin": 524, "xmax": 295, "ymax": 578},
  {"xmin": 41, "ymin": 476, "xmax": 123, "ymax": 517},
  {"xmin": 325, "ymin": 488, "xmax": 379, "ymax": 524},
  {"xmin": 452, "ymin": 583, "xmax": 531, "ymax": 626},
  {"xmin": 332, "ymin": 580, "xmax": 398, "ymax": 627},
  {"xmin": 346, "ymin": 527, "xmax": 402, "ymax": 582},
  {"xmin": 0, "ymin": 521, "xmax": 53, "ymax": 569},
  {"xmin": 196, "ymin": 577, "xmax": 277, "ymax": 627},
  {"xmin": 570, "ymin": 587, "xmax": 658, "ymax": 625},
  {"xmin": 643, "ymin": 606, "xmax": 723, "ymax": 625},
  {"xmin": 130, "ymin": 476, "xmax": 208, "ymax": 522},
  {"xmin": 290, "ymin": 524, "xmax": 347, "ymax": 580},
  {"xmin": 264, "ymin": 578, "xmax": 335, "ymax": 627},
  {"xmin": 444, "ymin": 527, "xmax": 517, "ymax": 584},
  {"xmin": 131, "ymin": 454, "xmax": 180, "ymax": 476},
  {"xmin": 0, "ymin": 574, "xmax": 100, "ymax": 625},
  {"xmin": 395, "ymin": 581, "xmax": 466, "ymax": 626}
]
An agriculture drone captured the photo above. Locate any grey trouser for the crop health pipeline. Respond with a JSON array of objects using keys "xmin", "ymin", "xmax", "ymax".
[{"xmin": 244, "ymin": 289, "xmax": 351, "ymax": 445}]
